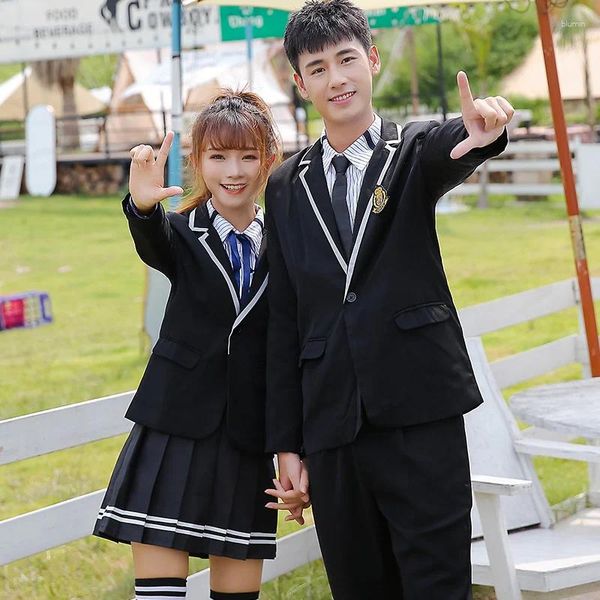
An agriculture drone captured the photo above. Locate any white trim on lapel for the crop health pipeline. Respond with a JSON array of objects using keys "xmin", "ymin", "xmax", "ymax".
[
  {"xmin": 227, "ymin": 275, "xmax": 269, "ymax": 354},
  {"xmin": 188, "ymin": 208, "xmax": 204, "ymax": 232},
  {"xmin": 197, "ymin": 231, "xmax": 241, "ymax": 315},
  {"xmin": 299, "ymin": 165, "xmax": 348, "ymax": 275},
  {"xmin": 343, "ymin": 140, "xmax": 399, "ymax": 301},
  {"xmin": 189, "ymin": 208, "xmax": 241, "ymax": 315}
]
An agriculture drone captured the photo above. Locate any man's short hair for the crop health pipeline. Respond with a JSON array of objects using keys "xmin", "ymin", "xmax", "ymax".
[{"xmin": 284, "ymin": 0, "xmax": 373, "ymax": 74}]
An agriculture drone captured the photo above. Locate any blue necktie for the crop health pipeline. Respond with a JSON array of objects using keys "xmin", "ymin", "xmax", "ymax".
[{"xmin": 227, "ymin": 231, "xmax": 253, "ymax": 307}]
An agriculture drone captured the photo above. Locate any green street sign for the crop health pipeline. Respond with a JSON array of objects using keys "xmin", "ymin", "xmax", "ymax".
[
  {"xmin": 219, "ymin": 7, "xmax": 289, "ymax": 41},
  {"xmin": 218, "ymin": 6, "xmax": 439, "ymax": 43},
  {"xmin": 365, "ymin": 7, "xmax": 439, "ymax": 27}
]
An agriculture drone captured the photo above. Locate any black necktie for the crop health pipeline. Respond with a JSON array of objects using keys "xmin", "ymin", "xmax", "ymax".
[{"xmin": 331, "ymin": 154, "xmax": 352, "ymax": 258}]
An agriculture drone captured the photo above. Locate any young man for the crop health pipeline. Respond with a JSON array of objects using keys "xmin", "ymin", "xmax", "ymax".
[{"xmin": 264, "ymin": 1, "xmax": 514, "ymax": 598}]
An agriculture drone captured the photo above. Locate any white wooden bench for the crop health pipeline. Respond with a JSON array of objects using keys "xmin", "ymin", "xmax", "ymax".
[{"xmin": 466, "ymin": 337, "xmax": 600, "ymax": 600}]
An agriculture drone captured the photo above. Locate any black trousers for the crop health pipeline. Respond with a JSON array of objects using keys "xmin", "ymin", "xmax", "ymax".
[{"xmin": 305, "ymin": 415, "xmax": 473, "ymax": 600}]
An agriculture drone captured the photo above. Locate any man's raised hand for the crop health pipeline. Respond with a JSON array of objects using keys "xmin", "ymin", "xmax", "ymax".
[
  {"xmin": 450, "ymin": 71, "xmax": 514, "ymax": 160},
  {"xmin": 129, "ymin": 131, "xmax": 184, "ymax": 213}
]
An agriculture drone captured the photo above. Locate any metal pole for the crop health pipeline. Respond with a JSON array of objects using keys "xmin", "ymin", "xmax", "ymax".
[
  {"xmin": 436, "ymin": 17, "xmax": 447, "ymax": 121},
  {"xmin": 169, "ymin": 0, "xmax": 183, "ymax": 210},
  {"xmin": 21, "ymin": 62, "xmax": 29, "ymax": 116},
  {"xmin": 535, "ymin": 0, "xmax": 600, "ymax": 375},
  {"xmin": 244, "ymin": 7, "xmax": 254, "ymax": 90}
]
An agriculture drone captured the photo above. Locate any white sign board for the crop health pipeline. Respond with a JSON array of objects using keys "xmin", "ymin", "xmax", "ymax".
[
  {"xmin": 25, "ymin": 106, "xmax": 57, "ymax": 197},
  {"xmin": 0, "ymin": 0, "xmax": 220, "ymax": 63},
  {"xmin": 576, "ymin": 144, "xmax": 600, "ymax": 210},
  {"xmin": 0, "ymin": 155, "xmax": 24, "ymax": 201}
]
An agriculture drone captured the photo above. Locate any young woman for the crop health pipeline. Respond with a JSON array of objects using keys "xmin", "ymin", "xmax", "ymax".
[{"xmin": 94, "ymin": 90, "xmax": 296, "ymax": 600}]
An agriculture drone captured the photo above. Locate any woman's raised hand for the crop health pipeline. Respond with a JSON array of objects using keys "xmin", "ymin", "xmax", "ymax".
[{"xmin": 129, "ymin": 131, "xmax": 184, "ymax": 213}]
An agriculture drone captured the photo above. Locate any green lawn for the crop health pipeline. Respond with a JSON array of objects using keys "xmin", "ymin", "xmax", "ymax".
[{"xmin": 1, "ymin": 194, "xmax": 599, "ymax": 599}]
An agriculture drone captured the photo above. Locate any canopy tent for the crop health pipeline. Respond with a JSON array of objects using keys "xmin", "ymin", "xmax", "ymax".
[
  {"xmin": 0, "ymin": 67, "xmax": 107, "ymax": 121},
  {"xmin": 105, "ymin": 42, "xmax": 303, "ymax": 152},
  {"xmin": 503, "ymin": 27, "xmax": 600, "ymax": 101},
  {"xmin": 180, "ymin": 0, "xmax": 599, "ymax": 374}
]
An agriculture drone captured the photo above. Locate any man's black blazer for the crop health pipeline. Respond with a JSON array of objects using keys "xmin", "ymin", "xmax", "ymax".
[
  {"xmin": 122, "ymin": 196, "xmax": 269, "ymax": 454},
  {"xmin": 265, "ymin": 117, "xmax": 508, "ymax": 455}
]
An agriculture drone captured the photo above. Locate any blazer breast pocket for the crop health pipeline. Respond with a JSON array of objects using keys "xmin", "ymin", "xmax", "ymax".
[
  {"xmin": 394, "ymin": 302, "xmax": 451, "ymax": 330},
  {"xmin": 152, "ymin": 338, "xmax": 203, "ymax": 369}
]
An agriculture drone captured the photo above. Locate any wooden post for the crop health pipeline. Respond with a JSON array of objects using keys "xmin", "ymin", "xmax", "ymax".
[{"xmin": 535, "ymin": 0, "xmax": 600, "ymax": 376}]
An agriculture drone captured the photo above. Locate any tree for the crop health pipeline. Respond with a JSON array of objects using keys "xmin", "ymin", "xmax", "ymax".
[
  {"xmin": 377, "ymin": 5, "xmax": 537, "ymax": 110},
  {"xmin": 30, "ymin": 59, "xmax": 81, "ymax": 150}
]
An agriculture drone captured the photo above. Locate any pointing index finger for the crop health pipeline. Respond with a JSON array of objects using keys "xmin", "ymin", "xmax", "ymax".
[
  {"xmin": 457, "ymin": 71, "xmax": 476, "ymax": 113},
  {"xmin": 156, "ymin": 131, "xmax": 174, "ymax": 170}
]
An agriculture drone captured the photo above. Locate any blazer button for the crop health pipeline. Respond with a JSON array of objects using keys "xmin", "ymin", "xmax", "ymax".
[{"xmin": 346, "ymin": 292, "xmax": 357, "ymax": 303}]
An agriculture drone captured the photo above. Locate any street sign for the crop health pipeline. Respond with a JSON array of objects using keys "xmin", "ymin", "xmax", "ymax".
[
  {"xmin": 218, "ymin": 6, "xmax": 439, "ymax": 43},
  {"xmin": 366, "ymin": 7, "xmax": 439, "ymax": 27},
  {"xmin": 0, "ymin": 0, "xmax": 221, "ymax": 63},
  {"xmin": 219, "ymin": 7, "xmax": 289, "ymax": 41}
]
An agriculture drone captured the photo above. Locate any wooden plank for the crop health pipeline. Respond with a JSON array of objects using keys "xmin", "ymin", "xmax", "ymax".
[
  {"xmin": 0, "ymin": 392, "xmax": 134, "ymax": 466},
  {"xmin": 486, "ymin": 159, "xmax": 562, "ymax": 173},
  {"xmin": 515, "ymin": 439, "xmax": 600, "ymax": 463},
  {"xmin": 452, "ymin": 183, "xmax": 564, "ymax": 196},
  {"xmin": 490, "ymin": 336, "xmax": 578, "ymax": 389},
  {"xmin": 472, "ymin": 475, "xmax": 532, "ymax": 496},
  {"xmin": 473, "ymin": 493, "xmax": 523, "ymax": 600},
  {"xmin": 500, "ymin": 142, "xmax": 561, "ymax": 155},
  {"xmin": 0, "ymin": 490, "xmax": 104, "ymax": 565},
  {"xmin": 472, "ymin": 509, "xmax": 600, "ymax": 593},
  {"xmin": 459, "ymin": 280, "xmax": 576, "ymax": 336}
]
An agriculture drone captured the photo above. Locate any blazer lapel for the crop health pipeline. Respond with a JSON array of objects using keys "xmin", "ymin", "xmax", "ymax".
[
  {"xmin": 344, "ymin": 119, "xmax": 405, "ymax": 300},
  {"xmin": 297, "ymin": 140, "xmax": 348, "ymax": 275},
  {"xmin": 226, "ymin": 232, "xmax": 269, "ymax": 353},
  {"xmin": 188, "ymin": 203, "xmax": 241, "ymax": 315},
  {"xmin": 249, "ymin": 232, "xmax": 268, "ymax": 297},
  {"xmin": 352, "ymin": 138, "xmax": 389, "ymax": 244}
]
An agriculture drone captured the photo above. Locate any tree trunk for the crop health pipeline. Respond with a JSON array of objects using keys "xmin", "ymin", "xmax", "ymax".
[
  {"xmin": 61, "ymin": 77, "xmax": 80, "ymax": 151},
  {"xmin": 582, "ymin": 30, "xmax": 596, "ymax": 137},
  {"xmin": 406, "ymin": 28, "xmax": 420, "ymax": 116}
]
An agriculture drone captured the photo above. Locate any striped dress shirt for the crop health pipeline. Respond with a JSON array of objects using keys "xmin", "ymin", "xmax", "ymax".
[
  {"xmin": 321, "ymin": 114, "xmax": 382, "ymax": 228},
  {"xmin": 206, "ymin": 199, "xmax": 264, "ymax": 295}
]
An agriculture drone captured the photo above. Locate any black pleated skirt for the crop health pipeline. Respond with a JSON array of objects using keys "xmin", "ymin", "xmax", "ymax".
[{"xmin": 93, "ymin": 423, "xmax": 277, "ymax": 560}]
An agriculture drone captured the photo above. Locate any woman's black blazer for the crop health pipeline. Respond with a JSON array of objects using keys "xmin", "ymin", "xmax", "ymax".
[{"xmin": 122, "ymin": 195, "xmax": 269, "ymax": 454}]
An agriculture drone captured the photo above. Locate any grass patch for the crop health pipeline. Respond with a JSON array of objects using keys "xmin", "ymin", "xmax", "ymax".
[{"xmin": 1, "ymin": 194, "xmax": 599, "ymax": 599}]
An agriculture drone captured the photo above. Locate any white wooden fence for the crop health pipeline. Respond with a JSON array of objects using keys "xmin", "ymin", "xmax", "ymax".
[
  {"xmin": 2, "ymin": 277, "xmax": 599, "ymax": 598},
  {"xmin": 451, "ymin": 140, "xmax": 568, "ymax": 198}
]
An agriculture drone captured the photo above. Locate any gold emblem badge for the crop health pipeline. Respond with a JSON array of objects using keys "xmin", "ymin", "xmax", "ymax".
[{"xmin": 372, "ymin": 185, "xmax": 389, "ymax": 214}]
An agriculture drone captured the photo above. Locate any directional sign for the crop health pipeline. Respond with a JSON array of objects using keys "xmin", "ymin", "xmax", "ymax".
[
  {"xmin": 219, "ymin": 7, "xmax": 289, "ymax": 41},
  {"xmin": 366, "ymin": 7, "xmax": 439, "ymax": 27},
  {"xmin": 218, "ymin": 6, "xmax": 439, "ymax": 43}
]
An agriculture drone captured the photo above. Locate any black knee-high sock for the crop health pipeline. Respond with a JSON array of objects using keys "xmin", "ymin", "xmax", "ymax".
[
  {"xmin": 135, "ymin": 577, "xmax": 187, "ymax": 599},
  {"xmin": 209, "ymin": 591, "xmax": 259, "ymax": 600}
]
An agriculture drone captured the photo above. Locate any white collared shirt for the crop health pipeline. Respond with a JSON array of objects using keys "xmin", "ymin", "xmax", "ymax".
[
  {"xmin": 206, "ymin": 199, "xmax": 264, "ymax": 291},
  {"xmin": 321, "ymin": 114, "xmax": 382, "ymax": 228}
]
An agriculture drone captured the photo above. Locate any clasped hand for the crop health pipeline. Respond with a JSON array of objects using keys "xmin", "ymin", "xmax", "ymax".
[{"xmin": 265, "ymin": 452, "xmax": 311, "ymax": 526}]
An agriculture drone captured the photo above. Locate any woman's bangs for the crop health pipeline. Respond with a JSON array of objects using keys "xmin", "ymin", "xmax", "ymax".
[{"xmin": 202, "ymin": 112, "xmax": 262, "ymax": 153}]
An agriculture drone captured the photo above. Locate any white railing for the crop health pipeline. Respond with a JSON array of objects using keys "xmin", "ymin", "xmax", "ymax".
[
  {"xmin": 451, "ymin": 140, "xmax": 567, "ymax": 197},
  {"xmin": 2, "ymin": 277, "xmax": 599, "ymax": 598}
]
